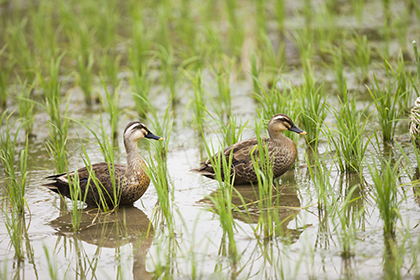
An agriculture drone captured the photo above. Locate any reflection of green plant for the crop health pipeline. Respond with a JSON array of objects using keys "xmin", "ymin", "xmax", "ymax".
[
  {"xmin": 368, "ymin": 156, "xmax": 403, "ymax": 238},
  {"xmin": 202, "ymin": 129, "xmax": 238, "ymax": 260},
  {"xmin": 307, "ymin": 143, "xmax": 362, "ymax": 259}
]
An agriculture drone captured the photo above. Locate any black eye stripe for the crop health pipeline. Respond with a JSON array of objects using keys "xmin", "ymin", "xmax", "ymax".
[{"xmin": 124, "ymin": 121, "xmax": 147, "ymax": 135}]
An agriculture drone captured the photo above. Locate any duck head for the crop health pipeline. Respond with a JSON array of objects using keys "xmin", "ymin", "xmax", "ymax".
[{"xmin": 268, "ymin": 114, "xmax": 306, "ymax": 138}]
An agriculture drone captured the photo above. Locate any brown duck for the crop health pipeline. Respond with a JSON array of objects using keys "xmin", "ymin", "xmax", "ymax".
[
  {"xmin": 191, "ymin": 114, "xmax": 306, "ymax": 185},
  {"xmin": 43, "ymin": 121, "xmax": 162, "ymax": 207}
]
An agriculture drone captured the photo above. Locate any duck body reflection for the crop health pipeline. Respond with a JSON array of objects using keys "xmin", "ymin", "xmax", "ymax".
[
  {"xmin": 49, "ymin": 206, "xmax": 154, "ymax": 279},
  {"xmin": 200, "ymin": 184, "xmax": 308, "ymax": 242}
]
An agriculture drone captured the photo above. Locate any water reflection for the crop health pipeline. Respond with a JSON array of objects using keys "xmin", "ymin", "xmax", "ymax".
[
  {"xmin": 49, "ymin": 206, "xmax": 154, "ymax": 280},
  {"xmin": 200, "ymin": 184, "xmax": 305, "ymax": 242}
]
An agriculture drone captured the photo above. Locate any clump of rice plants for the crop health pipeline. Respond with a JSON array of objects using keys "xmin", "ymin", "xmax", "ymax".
[
  {"xmin": 349, "ymin": 32, "xmax": 371, "ymax": 81},
  {"xmin": 0, "ymin": 111, "xmax": 29, "ymax": 214},
  {"xmin": 185, "ymin": 69, "xmax": 206, "ymax": 133},
  {"xmin": 254, "ymin": 80, "xmax": 299, "ymax": 144},
  {"xmin": 38, "ymin": 54, "xmax": 70, "ymax": 173},
  {"xmin": 0, "ymin": 46, "xmax": 14, "ymax": 109},
  {"xmin": 297, "ymin": 62, "xmax": 328, "ymax": 146},
  {"xmin": 157, "ymin": 45, "xmax": 177, "ymax": 103},
  {"xmin": 224, "ymin": 0, "xmax": 244, "ymax": 58},
  {"xmin": 129, "ymin": 49, "xmax": 153, "ymax": 118},
  {"xmin": 16, "ymin": 77, "xmax": 36, "ymax": 137},
  {"xmin": 211, "ymin": 55, "xmax": 234, "ymax": 116},
  {"xmin": 327, "ymin": 85, "xmax": 371, "ymax": 173},
  {"xmin": 99, "ymin": 78, "xmax": 121, "ymax": 141},
  {"xmin": 367, "ymin": 61, "xmax": 405, "ymax": 142}
]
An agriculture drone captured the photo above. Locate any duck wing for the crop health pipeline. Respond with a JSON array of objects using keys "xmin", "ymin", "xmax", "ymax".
[
  {"xmin": 43, "ymin": 163, "xmax": 127, "ymax": 200},
  {"xmin": 191, "ymin": 137, "xmax": 268, "ymax": 178}
]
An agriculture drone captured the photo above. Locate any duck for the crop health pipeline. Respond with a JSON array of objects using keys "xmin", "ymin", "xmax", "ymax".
[
  {"xmin": 191, "ymin": 114, "xmax": 306, "ymax": 185},
  {"xmin": 43, "ymin": 121, "xmax": 162, "ymax": 208},
  {"xmin": 410, "ymin": 97, "xmax": 420, "ymax": 149}
]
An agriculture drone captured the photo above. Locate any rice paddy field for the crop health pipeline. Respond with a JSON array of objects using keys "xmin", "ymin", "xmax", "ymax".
[{"xmin": 1, "ymin": 0, "xmax": 420, "ymax": 279}]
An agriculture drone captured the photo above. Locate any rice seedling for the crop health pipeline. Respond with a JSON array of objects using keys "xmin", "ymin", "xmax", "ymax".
[
  {"xmin": 382, "ymin": 0, "xmax": 391, "ymax": 57},
  {"xmin": 184, "ymin": 69, "xmax": 206, "ymax": 133},
  {"xmin": 96, "ymin": 1, "xmax": 119, "ymax": 49},
  {"xmin": 76, "ymin": 52, "xmax": 94, "ymax": 106},
  {"xmin": 258, "ymin": 34, "xmax": 283, "ymax": 85},
  {"xmin": 101, "ymin": 53, "xmax": 121, "ymax": 93},
  {"xmin": 314, "ymin": 5, "xmax": 338, "ymax": 54},
  {"xmin": 254, "ymin": 0, "xmax": 267, "ymax": 44},
  {"xmin": 412, "ymin": 40, "xmax": 420, "ymax": 85},
  {"xmin": 43, "ymin": 245, "xmax": 59, "ymax": 280},
  {"xmin": 254, "ymin": 81, "xmax": 301, "ymax": 147},
  {"xmin": 157, "ymin": 45, "xmax": 177, "ymax": 103},
  {"xmin": 326, "ymin": 44, "xmax": 346, "ymax": 95},
  {"xmin": 200, "ymin": 129, "xmax": 238, "ymax": 260},
  {"xmin": 274, "ymin": 0, "xmax": 286, "ymax": 34},
  {"xmin": 129, "ymin": 51, "xmax": 153, "ymax": 118},
  {"xmin": 100, "ymin": 78, "xmax": 121, "ymax": 141},
  {"xmin": 0, "ymin": 111, "xmax": 28, "ymax": 214},
  {"xmin": 5, "ymin": 18, "xmax": 36, "ymax": 83},
  {"xmin": 297, "ymin": 62, "xmax": 328, "ymax": 146},
  {"xmin": 28, "ymin": 0, "xmax": 59, "ymax": 68},
  {"xmin": 368, "ymin": 155, "xmax": 403, "ymax": 238},
  {"xmin": 395, "ymin": 51, "xmax": 411, "ymax": 112},
  {"xmin": 367, "ymin": 62, "xmax": 405, "ymax": 142},
  {"xmin": 289, "ymin": 26, "xmax": 314, "ymax": 63},
  {"xmin": 224, "ymin": 0, "xmax": 244, "ymax": 58},
  {"xmin": 69, "ymin": 117, "xmax": 121, "ymax": 211},
  {"xmin": 351, "ymin": 0, "xmax": 364, "ymax": 26},
  {"xmin": 210, "ymin": 55, "xmax": 234, "ymax": 116},
  {"xmin": 0, "ymin": 45, "xmax": 14, "ymax": 109},
  {"xmin": 307, "ymin": 143, "xmax": 361, "ymax": 259},
  {"xmin": 210, "ymin": 112, "xmax": 248, "ymax": 148},
  {"xmin": 66, "ymin": 170, "xmax": 87, "ymax": 232},
  {"xmin": 348, "ymin": 33, "xmax": 371, "ymax": 81},
  {"xmin": 177, "ymin": 0, "xmax": 198, "ymax": 60},
  {"xmin": 3, "ymin": 211, "xmax": 25, "ymax": 262},
  {"xmin": 250, "ymin": 120, "xmax": 279, "ymax": 239},
  {"xmin": 16, "ymin": 77, "xmax": 36, "ymax": 137},
  {"xmin": 393, "ymin": 9, "xmax": 409, "ymax": 52},
  {"xmin": 144, "ymin": 95, "xmax": 173, "ymax": 186},
  {"xmin": 250, "ymin": 50, "xmax": 261, "ymax": 95},
  {"xmin": 326, "ymin": 85, "xmax": 372, "ymax": 173}
]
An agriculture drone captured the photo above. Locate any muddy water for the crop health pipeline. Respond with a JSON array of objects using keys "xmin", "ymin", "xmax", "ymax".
[{"xmin": 1, "ymin": 74, "xmax": 420, "ymax": 280}]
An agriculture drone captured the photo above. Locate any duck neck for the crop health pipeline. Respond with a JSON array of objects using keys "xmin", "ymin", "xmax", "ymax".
[
  {"xmin": 268, "ymin": 130, "xmax": 286, "ymax": 142},
  {"xmin": 124, "ymin": 139, "xmax": 142, "ymax": 169}
]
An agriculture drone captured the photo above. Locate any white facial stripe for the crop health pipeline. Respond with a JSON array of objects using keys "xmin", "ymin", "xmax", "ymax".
[
  {"xmin": 272, "ymin": 116, "xmax": 287, "ymax": 122},
  {"xmin": 125, "ymin": 123, "xmax": 140, "ymax": 135}
]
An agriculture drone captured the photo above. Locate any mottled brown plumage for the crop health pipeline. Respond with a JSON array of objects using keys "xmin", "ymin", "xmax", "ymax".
[
  {"xmin": 43, "ymin": 121, "xmax": 162, "ymax": 207},
  {"xmin": 410, "ymin": 97, "xmax": 420, "ymax": 149},
  {"xmin": 191, "ymin": 114, "xmax": 306, "ymax": 185}
]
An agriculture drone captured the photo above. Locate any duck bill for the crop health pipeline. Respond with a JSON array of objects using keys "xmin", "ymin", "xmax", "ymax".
[
  {"xmin": 289, "ymin": 125, "xmax": 307, "ymax": 135},
  {"xmin": 146, "ymin": 132, "xmax": 163, "ymax": 141}
]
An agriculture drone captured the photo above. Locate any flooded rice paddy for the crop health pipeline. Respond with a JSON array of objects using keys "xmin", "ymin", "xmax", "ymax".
[{"xmin": 1, "ymin": 0, "xmax": 420, "ymax": 279}]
